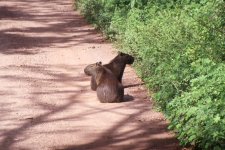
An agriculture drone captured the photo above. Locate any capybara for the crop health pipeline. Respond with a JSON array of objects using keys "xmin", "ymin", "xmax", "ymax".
[
  {"xmin": 89, "ymin": 62, "xmax": 124, "ymax": 103},
  {"xmin": 84, "ymin": 52, "xmax": 134, "ymax": 90}
]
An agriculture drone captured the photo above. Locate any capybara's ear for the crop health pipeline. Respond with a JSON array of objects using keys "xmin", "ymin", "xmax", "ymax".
[
  {"xmin": 119, "ymin": 51, "xmax": 125, "ymax": 56},
  {"xmin": 96, "ymin": 62, "xmax": 102, "ymax": 66}
]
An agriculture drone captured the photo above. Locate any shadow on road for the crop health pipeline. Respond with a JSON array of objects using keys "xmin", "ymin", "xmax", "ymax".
[
  {"xmin": 0, "ymin": 64, "xmax": 180, "ymax": 150},
  {"xmin": 0, "ymin": 64, "xmax": 89, "ymax": 149},
  {"xmin": 0, "ymin": 0, "xmax": 104, "ymax": 55}
]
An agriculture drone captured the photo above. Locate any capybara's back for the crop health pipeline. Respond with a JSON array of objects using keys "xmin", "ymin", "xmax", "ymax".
[{"xmin": 92, "ymin": 63, "xmax": 124, "ymax": 103}]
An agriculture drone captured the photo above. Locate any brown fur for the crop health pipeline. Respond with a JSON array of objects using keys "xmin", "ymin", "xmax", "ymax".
[
  {"xmin": 84, "ymin": 61, "xmax": 102, "ymax": 76},
  {"xmin": 84, "ymin": 52, "xmax": 134, "ymax": 91},
  {"xmin": 89, "ymin": 62, "xmax": 124, "ymax": 103}
]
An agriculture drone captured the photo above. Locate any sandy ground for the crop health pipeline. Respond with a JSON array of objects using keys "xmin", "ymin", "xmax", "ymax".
[{"xmin": 0, "ymin": 0, "xmax": 181, "ymax": 150}]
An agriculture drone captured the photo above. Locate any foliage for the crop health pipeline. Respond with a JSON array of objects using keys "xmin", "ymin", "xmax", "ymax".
[
  {"xmin": 75, "ymin": 0, "xmax": 225, "ymax": 149},
  {"xmin": 167, "ymin": 59, "xmax": 225, "ymax": 149}
]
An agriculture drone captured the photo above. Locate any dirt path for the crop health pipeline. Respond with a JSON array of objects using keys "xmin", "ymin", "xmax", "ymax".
[{"xmin": 0, "ymin": 0, "xmax": 181, "ymax": 150}]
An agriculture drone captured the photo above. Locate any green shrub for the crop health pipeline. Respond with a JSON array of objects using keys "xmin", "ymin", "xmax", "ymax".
[
  {"xmin": 167, "ymin": 59, "xmax": 225, "ymax": 149},
  {"xmin": 75, "ymin": 0, "xmax": 225, "ymax": 149}
]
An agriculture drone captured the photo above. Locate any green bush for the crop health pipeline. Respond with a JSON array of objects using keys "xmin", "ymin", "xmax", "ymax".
[
  {"xmin": 167, "ymin": 59, "xmax": 225, "ymax": 149},
  {"xmin": 75, "ymin": 0, "xmax": 225, "ymax": 149}
]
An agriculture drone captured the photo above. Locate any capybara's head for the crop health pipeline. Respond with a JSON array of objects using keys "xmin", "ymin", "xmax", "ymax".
[
  {"xmin": 116, "ymin": 52, "xmax": 134, "ymax": 65},
  {"xmin": 84, "ymin": 61, "xmax": 102, "ymax": 76}
]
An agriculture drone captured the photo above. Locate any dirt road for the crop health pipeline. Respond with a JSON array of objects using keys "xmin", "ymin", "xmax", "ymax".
[{"xmin": 0, "ymin": 0, "xmax": 180, "ymax": 149}]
